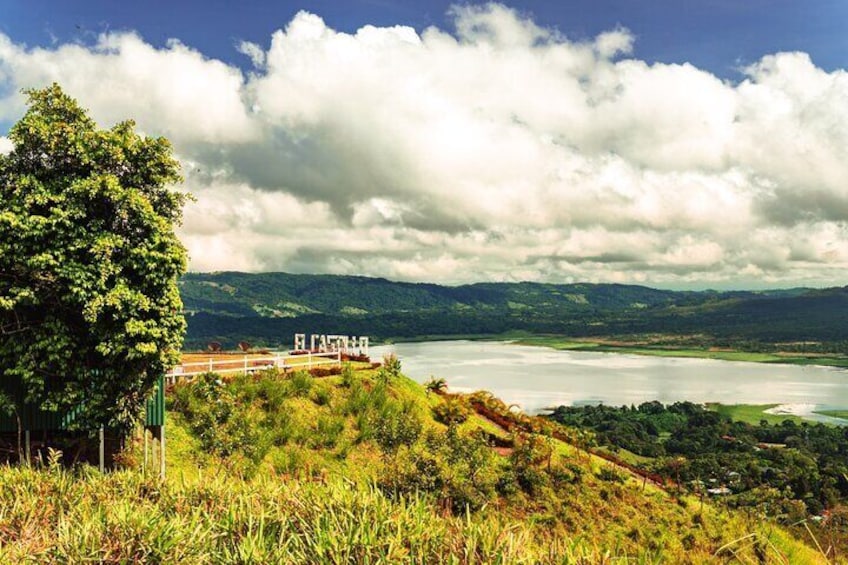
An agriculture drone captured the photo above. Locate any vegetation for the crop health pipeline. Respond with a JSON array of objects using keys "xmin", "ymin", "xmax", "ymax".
[
  {"xmin": 181, "ymin": 272, "xmax": 848, "ymax": 358},
  {"xmin": 0, "ymin": 85, "xmax": 187, "ymax": 432},
  {"xmin": 0, "ymin": 367, "xmax": 832, "ymax": 563},
  {"xmin": 709, "ymin": 403, "xmax": 805, "ymax": 426},
  {"xmin": 548, "ymin": 402, "xmax": 848, "ymax": 519}
]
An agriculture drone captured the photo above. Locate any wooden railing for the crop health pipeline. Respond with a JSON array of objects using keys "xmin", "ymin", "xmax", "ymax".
[{"xmin": 165, "ymin": 351, "xmax": 342, "ymax": 384}]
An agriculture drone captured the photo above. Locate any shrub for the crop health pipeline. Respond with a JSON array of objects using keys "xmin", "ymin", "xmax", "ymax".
[
  {"xmin": 372, "ymin": 400, "xmax": 423, "ymax": 452},
  {"xmin": 424, "ymin": 377, "xmax": 447, "ymax": 394},
  {"xmin": 341, "ymin": 363, "xmax": 356, "ymax": 387},
  {"xmin": 312, "ymin": 385, "xmax": 332, "ymax": 406},
  {"xmin": 597, "ymin": 466, "xmax": 627, "ymax": 483},
  {"xmin": 432, "ymin": 398, "xmax": 471, "ymax": 426},
  {"xmin": 287, "ymin": 371, "xmax": 314, "ymax": 397},
  {"xmin": 313, "ymin": 415, "xmax": 346, "ymax": 449},
  {"xmin": 383, "ymin": 354, "xmax": 402, "ymax": 378},
  {"xmin": 309, "ymin": 366, "xmax": 342, "ymax": 377},
  {"xmin": 169, "ymin": 373, "xmax": 265, "ymax": 466},
  {"xmin": 380, "ymin": 428, "xmax": 499, "ymax": 514},
  {"xmin": 377, "ymin": 354, "xmax": 402, "ymax": 384},
  {"xmin": 510, "ymin": 434, "xmax": 553, "ymax": 495}
]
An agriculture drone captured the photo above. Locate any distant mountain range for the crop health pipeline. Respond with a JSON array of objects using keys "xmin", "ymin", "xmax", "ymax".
[{"xmin": 180, "ymin": 272, "xmax": 848, "ymax": 349}]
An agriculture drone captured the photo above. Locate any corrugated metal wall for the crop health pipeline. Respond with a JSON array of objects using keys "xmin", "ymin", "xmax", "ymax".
[
  {"xmin": 0, "ymin": 374, "xmax": 165, "ymax": 432},
  {"xmin": 145, "ymin": 376, "xmax": 165, "ymax": 427}
]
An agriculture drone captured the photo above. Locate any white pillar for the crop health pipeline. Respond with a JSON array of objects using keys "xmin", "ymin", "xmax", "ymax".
[
  {"xmin": 159, "ymin": 424, "xmax": 166, "ymax": 480},
  {"xmin": 99, "ymin": 425, "xmax": 105, "ymax": 473}
]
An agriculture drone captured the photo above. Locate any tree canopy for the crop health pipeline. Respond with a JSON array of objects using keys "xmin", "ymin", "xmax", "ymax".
[{"xmin": 0, "ymin": 84, "xmax": 188, "ymax": 432}]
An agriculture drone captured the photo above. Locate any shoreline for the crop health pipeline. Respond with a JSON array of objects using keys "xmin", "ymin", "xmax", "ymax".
[
  {"xmin": 508, "ymin": 335, "xmax": 848, "ymax": 369},
  {"xmin": 376, "ymin": 336, "xmax": 848, "ymax": 425}
]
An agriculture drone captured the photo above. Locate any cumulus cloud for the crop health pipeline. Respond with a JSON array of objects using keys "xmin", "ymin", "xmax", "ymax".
[
  {"xmin": 1, "ymin": 4, "xmax": 847, "ymax": 288},
  {"xmin": 236, "ymin": 40, "xmax": 265, "ymax": 68}
]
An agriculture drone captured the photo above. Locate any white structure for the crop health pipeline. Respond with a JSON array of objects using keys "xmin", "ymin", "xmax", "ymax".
[{"xmin": 294, "ymin": 333, "xmax": 369, "ymax": 355}]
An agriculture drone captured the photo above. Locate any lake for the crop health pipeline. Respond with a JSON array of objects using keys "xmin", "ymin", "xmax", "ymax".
[{"xmin": 371, "ymin": 340, "xmax": 848, "ymax": 424}]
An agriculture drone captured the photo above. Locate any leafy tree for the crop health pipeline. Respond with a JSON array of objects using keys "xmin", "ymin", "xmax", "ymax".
[{"xmin": 0, "ymin": 84, "xmax": 188, "ymax": 433}]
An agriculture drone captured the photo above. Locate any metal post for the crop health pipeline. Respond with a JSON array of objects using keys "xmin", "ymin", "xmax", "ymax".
[
  {"xmin": 308, "ymin": 351, "xmax": 312, "ymax": 369},
  {"xmin": 143, "ymin": 428, "xmax": 148, "ymax": 473},
  {"xmin": 208, "ymin": 359, "xmax": 213, "ymax": 373},
  {"xmin": 99, "ymin": 425, "xmax": 105, "ymax": 473},
  {"xmin": 24, "ymin": 430, "xmax": 30, "ymax": 465},
  {"xmin": 159, "ymin": 424, "xmax": 166, "ymax": 480}
]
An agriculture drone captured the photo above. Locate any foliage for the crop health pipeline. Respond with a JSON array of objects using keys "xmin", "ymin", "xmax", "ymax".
[
  {"xmin": 0, "ymin": 363, "xmax": 833, "ymax": 563},
  {"xmin": 0, "ymin": 84, "xmax": 188, "ymax": 432},
  {"xmin": 510, "ymin": 433, "xmax": 554, "ymax": 494},
  {"xmin": 370, "ymin": 398, "xmax": 422, "ymax": 452},
  {"xmin": 549, "ymin": 401, "xmax": 848, "ymax": 517},
  {"xmin": 424, "ymin": 376, "xmax": 447, "ymax": 393},
  {"xmin": 432, "ymin": 397, "xmax": 471, "ymax": 426},
  {"xmin": 182, "ymin": 272, "xmax": 848, "ymax": 353},
  {"xmin": 376, "ymin": 353, "xmax": 402, "ymax": 384},
  {"xmin": 169, "ymin": 373, "xmax": 263, "ymax": 464},
  {"xmin": 380, "ymin": 427, "xmax": 500, "ymax": 513}
]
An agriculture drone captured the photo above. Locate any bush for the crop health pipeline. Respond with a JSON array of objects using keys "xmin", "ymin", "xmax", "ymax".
[
  {"xmin": 312, "ymin": 386, "xmax": 332, "ymax": 406},
  {"xmin": 510, "ymin": 434, "xmax": 553, "ymax": 495},
  {"xmin": 309, "ymin": 366, "xmax": 342, "ymax": 377},
  {"xmin": 380, "ymin": 428, "xmax": 499, "ymax": 514},
  {"xmin": 432, "ymin": 398, "xmax": 471, "ymax": 426},
  {"xmin": 287, "ymin": 371, "xmax": 314, "ymax": 397},
  {"xmin": 313, "ymin": 415, "xmax": 346, "ymax": 449},
  {"xmin": 341, "ymin": 363, "xmax": 356, "ymax": 387},
  {"xmin": 377, "ymin": 354, "xmax": 402, "ymax": 384},
  {"xmin": 372, "ymin": 400, "xmax": 423, "ymax": 452},
  {"xmin": 597, "ymin": 466, "xmax": 627, "ymax": 483},
  {"xmin": 169, "ymin": 373, "xmax": 265, "ymax": 465}
]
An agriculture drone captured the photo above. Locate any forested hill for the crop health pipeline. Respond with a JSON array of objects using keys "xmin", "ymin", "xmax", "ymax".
[{"xmin": 180, "ymin": 272, "xmax": 848, "ymax": 349}]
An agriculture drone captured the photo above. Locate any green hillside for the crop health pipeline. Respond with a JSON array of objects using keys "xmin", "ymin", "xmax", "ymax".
[
  {"xmin": 0, "ymin": 363, "xmax": 832, "ymax": 562},
  {"xmin": 179, "ymin": 272, "xmax": 848, "ymax": 350}
]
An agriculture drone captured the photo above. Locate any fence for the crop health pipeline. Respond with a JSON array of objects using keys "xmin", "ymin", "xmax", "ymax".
[{"xmin": 165, "ymin": 351, "xmax": 342, "ymax": 384}]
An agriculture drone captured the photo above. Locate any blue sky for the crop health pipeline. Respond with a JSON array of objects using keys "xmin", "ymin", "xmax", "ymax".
[
  {"xmin": 4, "ymin": 0, "xmax": 846, "ymax": 79},
  {"xmin": 1, "ymin": 2, "xmax": 847, "ymax": 289}
]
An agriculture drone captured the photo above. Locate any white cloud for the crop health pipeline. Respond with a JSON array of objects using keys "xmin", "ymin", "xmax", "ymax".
[
  {"xmin": 0, "ymin": 136, "xmax": 12, "ymax": 155},
  {"xmin": 1, "ymin": 4, "xmax": 848, "ymax": 288},
  {"xmin": 236, "ymin": 40, "xmax": 265, "ymax": 68}
]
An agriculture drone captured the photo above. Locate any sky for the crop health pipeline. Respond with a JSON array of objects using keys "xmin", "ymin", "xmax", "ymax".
[{"xmin": 1, "ymin": 1, "xmax": 847, "ymax": 289}]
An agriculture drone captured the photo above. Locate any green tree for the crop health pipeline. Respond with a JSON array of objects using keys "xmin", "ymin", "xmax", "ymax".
[{"xmin": 0, "ymin": 84, "xmax": 188, "ymax": 433}]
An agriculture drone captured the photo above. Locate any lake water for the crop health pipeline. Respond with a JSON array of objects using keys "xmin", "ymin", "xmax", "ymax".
[{"xmin": 371, "ymin": 340, "xmax": 848, "ymax": 424}]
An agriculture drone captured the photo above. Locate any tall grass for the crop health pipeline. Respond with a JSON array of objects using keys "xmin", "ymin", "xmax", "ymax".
[
  {"xmin": 0, "ymin": 465, "xmax": 669, "ymax": 564},
  {"xmin": 1, "ymin": 367, "xmax": 830, "ymax": 564}
]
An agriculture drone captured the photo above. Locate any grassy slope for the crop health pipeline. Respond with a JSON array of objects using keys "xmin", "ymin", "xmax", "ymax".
[
  {"xmin": 0, "ymin": 367, "xmax": 830, "ymax": 564},
  {"xmin": 707, "ymin": 403, "xmax": 805, "ymax": 426},
  {"xmin": 815, "ymin": 410, "xmax": 848, "ymax": 419}
]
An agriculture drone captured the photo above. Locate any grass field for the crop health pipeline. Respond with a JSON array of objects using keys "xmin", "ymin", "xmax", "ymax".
[
  {"xmin": 813, "ymin": 409, "xmax": 848, "ymax": 419},
  {"xmin": 706, "ymin": 403, "xmax": 804, "ymax": 425}
]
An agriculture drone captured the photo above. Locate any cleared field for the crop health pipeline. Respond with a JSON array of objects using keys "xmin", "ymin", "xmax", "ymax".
[
  {"xmin": 814, "ymin": 409, "xmax": 848, "ymax": 419},
  {"xmin": 707, "ymin": 403, "xmax": 804, "ymax": 425}
]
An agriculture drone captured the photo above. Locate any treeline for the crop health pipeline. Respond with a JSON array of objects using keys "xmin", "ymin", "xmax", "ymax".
[
  {"xmin": 180, "ymin": 272, "xmax": 848, "ymax": 349},
  {"xmin": 548, "ymin": 402, "xmax": 848, "ymax": 517}
]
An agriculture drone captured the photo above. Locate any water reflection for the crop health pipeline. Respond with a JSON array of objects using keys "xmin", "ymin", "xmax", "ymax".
[{"xmin": 372, "ymin": 340, "xmax": 848, "ymax": 424}]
